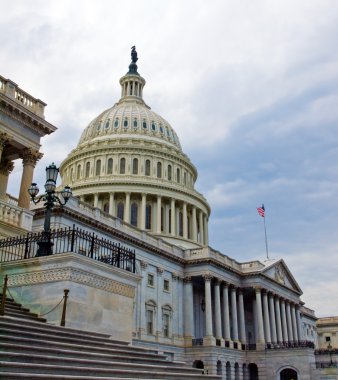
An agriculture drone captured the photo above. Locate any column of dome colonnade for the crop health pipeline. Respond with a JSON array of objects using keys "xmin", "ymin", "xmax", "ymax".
[
  {"xmin": 60, "ymin": 48, "xmax": 210, "ymax": 248},
  {"xmin": 79, "ymin": 191, "xmax": 209, "ymax": 245},
  {"xmin": 254, "ymin": 287, "xmax": 303, "ymax": 347}
]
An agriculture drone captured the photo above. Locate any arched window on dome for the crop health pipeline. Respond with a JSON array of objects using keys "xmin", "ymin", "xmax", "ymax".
[
  {"xmin": 143, "ymin": 121, "xmax": 147, "ymax": 129},
  {"xmin": 131, "ymin": 203, "xmax": 138, "ymax": 227},
  {"xmin": 124, "ymin": 119, "xmax": 128, "ymax": 128},
  {"xmin": 107, "ymin": 158, "xmax": 113, "ymax": 174},
  {"xmin": 179, "ymin": 212, "xmax": 183, "ymax": 237},
  {"xmin": 168, "ymin": 165, "xmax": 172, "ymax": 181},
  {"xmin": 105, "ymin": 120, "xmax": 110, "ymax": 129},
  {"xmin": 145, "ymin": 205, "xmax": 152, "ymax": 229},
  {"xmin": 183, "ymin": 172, "xmax": 187, "ymax": 185},
  {"xmin": 159, "ymin": 124, "xmax": 164, "ymax": 134},
  {"xmin": 176, "ymin": 168, "xmax": 180, "ymax": 183},
  {"xmin": 133, "ymin": 119, "xmax": 138, "ymax": 129},
  {"xmin": 132, "ymin": 158, "xmax": 138, "ymax": 175},
  {"xmin": 157, "ymin": 162, "xmax": 162, "ymax": 178},
  {"xmin": 120, "ymin": 158, "xmax": 126, "ymax": 174},
  {"xmin": 117, "ymin": 202, "xmax": 124, "ymax": 220},
  {"xmin": 95, "ymin": 160, "xmax": 101, "ymax": 176},
  {"xmin": 96, "ymin": 121, "xmax": 102, "ymax": 131},
  {"xmin": 85, "ymin": 162, "xmax": 90, "ymax": 178},
  {"xmin": 145, "ymin": 160, "xmax": 151, "ymax": 176},
  {"xmin": 151, "ymin": 122, "xmax": 156, "ymax": 131},
  {"xmin": 114, "ymin": 118, "xmax": 119, "ymax": 128},
  {"xmin": 77, "ymin": 164, "xmax": 81, "ymax": 180}
]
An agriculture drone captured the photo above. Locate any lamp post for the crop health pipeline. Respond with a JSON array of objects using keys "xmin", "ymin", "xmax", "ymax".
[
  {"xmin": 328, "ymin": 343, "xmax": 334, "ymax": 366},
  {"xmin": 28, "ymin": 163, "xmax": 72, "ymax": 256}
]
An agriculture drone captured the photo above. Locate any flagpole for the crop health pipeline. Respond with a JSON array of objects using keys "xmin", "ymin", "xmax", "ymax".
[{"xmin": 263, "ymin": 211, "xmax": 269, "ymax": 260}]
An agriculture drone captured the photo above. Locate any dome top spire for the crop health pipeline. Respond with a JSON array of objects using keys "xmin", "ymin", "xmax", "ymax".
[{"xmin": 128, "ymin": 46, "xmax": 139, "ymax": 75}]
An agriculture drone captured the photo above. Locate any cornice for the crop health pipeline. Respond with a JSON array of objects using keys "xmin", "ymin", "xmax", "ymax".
[{"xmin": 0, "ymin": 95, "xmax": 56, "ymax": 136}]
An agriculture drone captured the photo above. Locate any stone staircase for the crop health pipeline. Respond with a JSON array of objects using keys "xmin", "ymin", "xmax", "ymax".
[{"xmin": 0, "ymin": 295, "xmax": 220, "ymax": 379}]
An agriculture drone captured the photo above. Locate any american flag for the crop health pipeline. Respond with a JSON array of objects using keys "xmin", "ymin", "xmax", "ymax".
[{"xmin": 257, "ymin": 205, "xmax": 265, "ymax": 218}]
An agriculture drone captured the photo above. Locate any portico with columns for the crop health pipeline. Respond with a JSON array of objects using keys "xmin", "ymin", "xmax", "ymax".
[{"xmin": 0, "ymin": 75, "xmax": 56, "ymax": 237}]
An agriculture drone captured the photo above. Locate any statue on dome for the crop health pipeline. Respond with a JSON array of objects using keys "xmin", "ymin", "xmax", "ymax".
[{"xmin": 131, "ymin": 46, "xmax": 138, "ymax": 63}]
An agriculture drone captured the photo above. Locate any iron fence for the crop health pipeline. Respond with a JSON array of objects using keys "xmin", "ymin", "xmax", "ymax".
[{"xmin": 0, "ymin": 225, "xmax": 136, "ymax": 273}]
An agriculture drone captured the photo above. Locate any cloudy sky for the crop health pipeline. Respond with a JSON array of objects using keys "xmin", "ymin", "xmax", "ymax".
[{"xmin": 2, "ymin": 0, "xmax": 338, "ymax": 317}]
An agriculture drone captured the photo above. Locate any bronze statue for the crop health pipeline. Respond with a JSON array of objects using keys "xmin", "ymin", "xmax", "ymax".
[{"xmin": 131, "ymin": 46, "xmax": 138, "ymax": 63}]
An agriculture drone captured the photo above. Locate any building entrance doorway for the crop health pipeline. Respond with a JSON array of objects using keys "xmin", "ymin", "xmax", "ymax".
[{"xmin": 280, "ymin": 368, "xmax": 298, "ymax": 380}]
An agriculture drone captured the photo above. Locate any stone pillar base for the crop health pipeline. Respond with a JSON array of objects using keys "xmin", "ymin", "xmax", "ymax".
[
  {"xmin": 203, "ymin": 335, "xmax": 216, "ymax": 346},
  {"xmin": 256, "ymin": 342, "xmax": 266, "ymax": 350},
  {"xmin": 216, "ymin": 337, "xmax": 225, "ymax": 346},
  {"xmin": 184, "ymin": 336, "xmax": 194, "ymax": 347}
]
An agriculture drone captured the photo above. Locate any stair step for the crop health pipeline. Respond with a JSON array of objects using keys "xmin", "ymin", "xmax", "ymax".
[
  {"xmin": 0, "ymin": 353, "xmax": 194, "ymax": 373},
  {"xmin": 3, "ymin": 309, "xmax": 47, "ymax": 322},
  {"xmin": 0, "ymin": 362, "xmax": 219, "ymax": 379},
  {"xmin": 0, "ymin": 335, "xmax": 168, "ymax": 359}
]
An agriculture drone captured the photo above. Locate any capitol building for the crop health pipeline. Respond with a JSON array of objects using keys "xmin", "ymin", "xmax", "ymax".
[{"xmin": 1, "ymin": 49, "xmax": 334, "ymax": 380}]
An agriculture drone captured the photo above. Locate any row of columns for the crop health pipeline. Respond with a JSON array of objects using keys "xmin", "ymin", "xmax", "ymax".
[
  {"xmin": 0, "ymin": 132, "xmax": 42, "ymax": 209},
  {"xmin": 86, "ymin": 192, "xmax": 209, "ymax": 245},
  {"xmin": 183, "ymin": 276, "xmax": 303, "ymax": 347}
]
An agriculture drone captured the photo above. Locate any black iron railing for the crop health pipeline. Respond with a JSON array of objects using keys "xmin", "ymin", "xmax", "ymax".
[
  {"xmin": 0, "ymin": 225, "xmax": 136, "ymax": 273},
  {"xmin": 266, "ymin": 340, "xmax": 315, "ymax": 349}
]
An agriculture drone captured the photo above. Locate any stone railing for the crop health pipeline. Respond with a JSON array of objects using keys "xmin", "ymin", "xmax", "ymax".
[
  {"xmin": 0, "ymin": 74, "xmax": 45, "ymax": 118},
  {"xmin": 0, "ymin": 198, "xmax": 34, "ymax": 232}
]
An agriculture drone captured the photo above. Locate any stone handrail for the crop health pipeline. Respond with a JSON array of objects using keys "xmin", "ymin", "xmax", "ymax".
[
  {"xmin": 0, "ymin": 198, "xmax": 34, "ymax": 232},
  {"xmin": 0, "ymin": 74, "xmax": 45, "ymax": 118}
]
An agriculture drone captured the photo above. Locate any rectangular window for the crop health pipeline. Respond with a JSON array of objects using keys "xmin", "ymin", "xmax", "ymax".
[
  {"xmin": 326, "ymin": 336, "xmax": 331, "ymax": 342},
  {"xmin": 147, "ymin": 310, "xmax": 153, "ymax": 334},
  {"xmin": 147, "ymin": 273, "xmax": 154, "ymax": 287},
  {"xmin": 163, "ymin": 279, "xmax": 170, "ymax": 292},
  {"xmin": 163, "ymin": 314, "xmax": 169, "ymax": 337}
]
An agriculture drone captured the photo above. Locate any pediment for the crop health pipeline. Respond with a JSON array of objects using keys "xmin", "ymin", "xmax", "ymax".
[{"xmin": 262, "ymin": 259, "xmax": 302, "ymax": 293}]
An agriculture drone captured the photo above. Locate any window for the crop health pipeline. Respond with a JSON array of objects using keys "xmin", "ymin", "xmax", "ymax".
[
  {"xmin": 159, "ymin": 124, "xmax": 164, "ymax": 134},
  {"xmin": 162, "ymin": 305, "xmax": 172, "ymax": 338},
  {"xmin": 131, "ymin": 203, "xmax": 138, "ymax": 227},
  {"xmin": 163, "ymin": 279, "xmax": 170, "ymax": 292},
  {"xmin": 168, "ymin": 165, "xmax": 172, "ymax": 180},
  {"xmin": 146, "ymin": 205, "xmax": 152, "ymax": 229},
  {"xmin": 157, "ymin": 162, "xmax": 162, "ymax": 178},
  {"xmin": 147, "ymin": 309, "xmax": 154, "ymax": 335},
  {"xmin": 117, "ymin": 202, "xmax": 124, "ymax": 220},
  {"xmin": 326, "ymin": 336, "xmax": 331, "ymax": 342},
  {"xmin": 147, "ymin": 273, "xmax": 154, "ymax": 287},
  {"xmin": 145, "ymin": 159, "xmax": 151, "ymax": 176},
  {"xmin": 114, "ymin": 118, "xmax": 119, "ymax": 128},
  {"xmin": 105, "ymin": 120, "xmax": 110, "ymax": 129},
  {"xmin": 183, "ymin": 172, "xmax": 187, "ymax": 185},
  {"xmin": 143, "ymin": 121, "xmax": 147, "ymax": 129},
  {"xmin": 179, "ymin": 212, "xmax": 183, "ymax": 237},
  {"xmin": 77, "ymin": 164, "xmax": 81, "ymax": 179},
  {"xmin": 132, "ymin": 158, "xmax": 138, "ymax": 175},
  {"xmin": 124, "ymin": 119, "xmax": 128, "ymax": 128},
  {"xmin": 96, "ymin": 121, "xmax": 101, "ymax": 131},
  {"xmin": 120, "ymin": 158, "xmax": 126, "ymax": 174},
  {"xmin": 107, "ymin": 158, "xmax": 113, "ymax": 174},
  {"xmin": 133, "ymin": 119, "xmax": 138, "ymax": 129},
  {"xmin": 85, "ymin": 162, "xmax": 90, "ymax": 177},
  {"xmin": 176, "ymin": 168, "xmax": 180, "ymax": 183},
  {"xmin": 151, "ymin": 122, "xmax": 156, "ymax": 131},
  {"xmin": 95, "ymin": 159, "xmax": 101, "ymax": 176}
]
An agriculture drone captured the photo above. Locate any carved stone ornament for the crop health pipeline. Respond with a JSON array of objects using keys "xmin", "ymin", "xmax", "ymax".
[
  {"xmin": 7, "ymin": 267, "xmax": 135, "ymax": 298},
  {"xmin": 275, "ymin": 263, "xmax": 286, "ymax": 285},
  {"xmin": 20, "ymin": 148, "xmax": 43, "ymax": 166},
  {"xmin": 156, "ymin": 267, "xmax": 164, "ymax": 275},
  {"xmin": 202, "ymin": 273, "xmax": 213, "ymax": 282},
  {"xmin": 0, "ymin": 159, "xmax": 14, "ymax": 175},
  {"xmin": 140, "ymin": 260, "xmax": 148, "ymax": 270},
  {"xmin": 0, "ymin": 132, "xmax": 11, "ymax": 148}
]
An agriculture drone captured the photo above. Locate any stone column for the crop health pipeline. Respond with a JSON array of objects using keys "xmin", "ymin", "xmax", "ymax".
[
  {"xmin": 280, "ymin": 299, "xmax": 288, "ymax": 342},
  {"xmin": 199, "ymin": 211, "xmax": 204, "ymax": 245},
  {"xmin": 222, "ymin": 283, "xmax": 231, "ymax": 343},
  {"xmin": 18, "ymin": 148, "xmax": 43, "ymax": 209},
  {"xmin": 291, "ymin": 303, "xmax": 298, "ymax": 341},
  {"xmin": 269, "ymin": 293, "xmax": 277, "ymax": 344},
  {"xmin": 231, "ymin": 286, "xmax": 239, "ymax": 342},
  {"xmin": 238, "ymin": 289, "xmax": 246, "ymax": 344},
  {"xmin": 255, "ymin": 287, "xmax": 265, "ymax": 345},
  {"xmin": 170, "ymin": 198, "xmax": 175, "ymax": 236},
  {"xmin": 203, "ymin": 214, "xmax": 209, "ymax": 246},
  {"xmin": 156, "ymin": 195, "xmax": 162, "ymax": 233},
  {"xmin": 204, "ymin": 275, "xmax": 214, "ymax": 344},
  {"xmin": 165, "ymin": 204, "xmax": 170, "ymax": 234},
  {"xmin": 286, "ymin": 301, "xmax": 294, "ymax": 341},
  {"xmin": 192, "ymin": 206, "xmax": 197, "ymax": 241},
  {"xmin": 124, "ymin": 192, "xmax": 131, "ymax": 223},
  {"xmin": 296, "ymin": 306, "xmax": 303, "ymax": 340},
  {"xmin": 156, "ymin": 267, "xmax": 163, "ymax": 339},
  {"xmin": 141, "ymin": 193, "xmax": 146, "ymax": 230},
  {"xmin": 183, "ymin": 277, "xmax": 194, "ymax": 345},
  {"xmin": 108, "ymin": 192, "xmax": 115, "ymax": 216},
  {"xmin": 0, "ymin": 160, "xmax": 14, "ymax": 199},
  {"xmin": 94, "ymin": 193, "xmax": 99, "ymax": 208},
  {"xmin": 275, "ymin": 296, "xmax": 283, "ymax": 343},
  {"xmin": 183, "ymin": 202, "xmax": 188, "ymax": 239},
  {"xmin": 0, "ymin": 132, "xmax": 10, "ymax": 163},
  {"xmin": 214, "ymin": 279, "xmax": 223, "ymax": 342},
  {"xmin": 262, "ymin": 291, "xmax": 271, "ymax": 343}
]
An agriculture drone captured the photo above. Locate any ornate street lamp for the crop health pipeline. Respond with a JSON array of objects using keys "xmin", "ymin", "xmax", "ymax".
[
  {"xmin": 28, "ymin": 163, "xmax": 72, "ymax": 256},
  {"xmin": 327, "ymin": 342, "xmax": 334, "ymax": 366}
]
